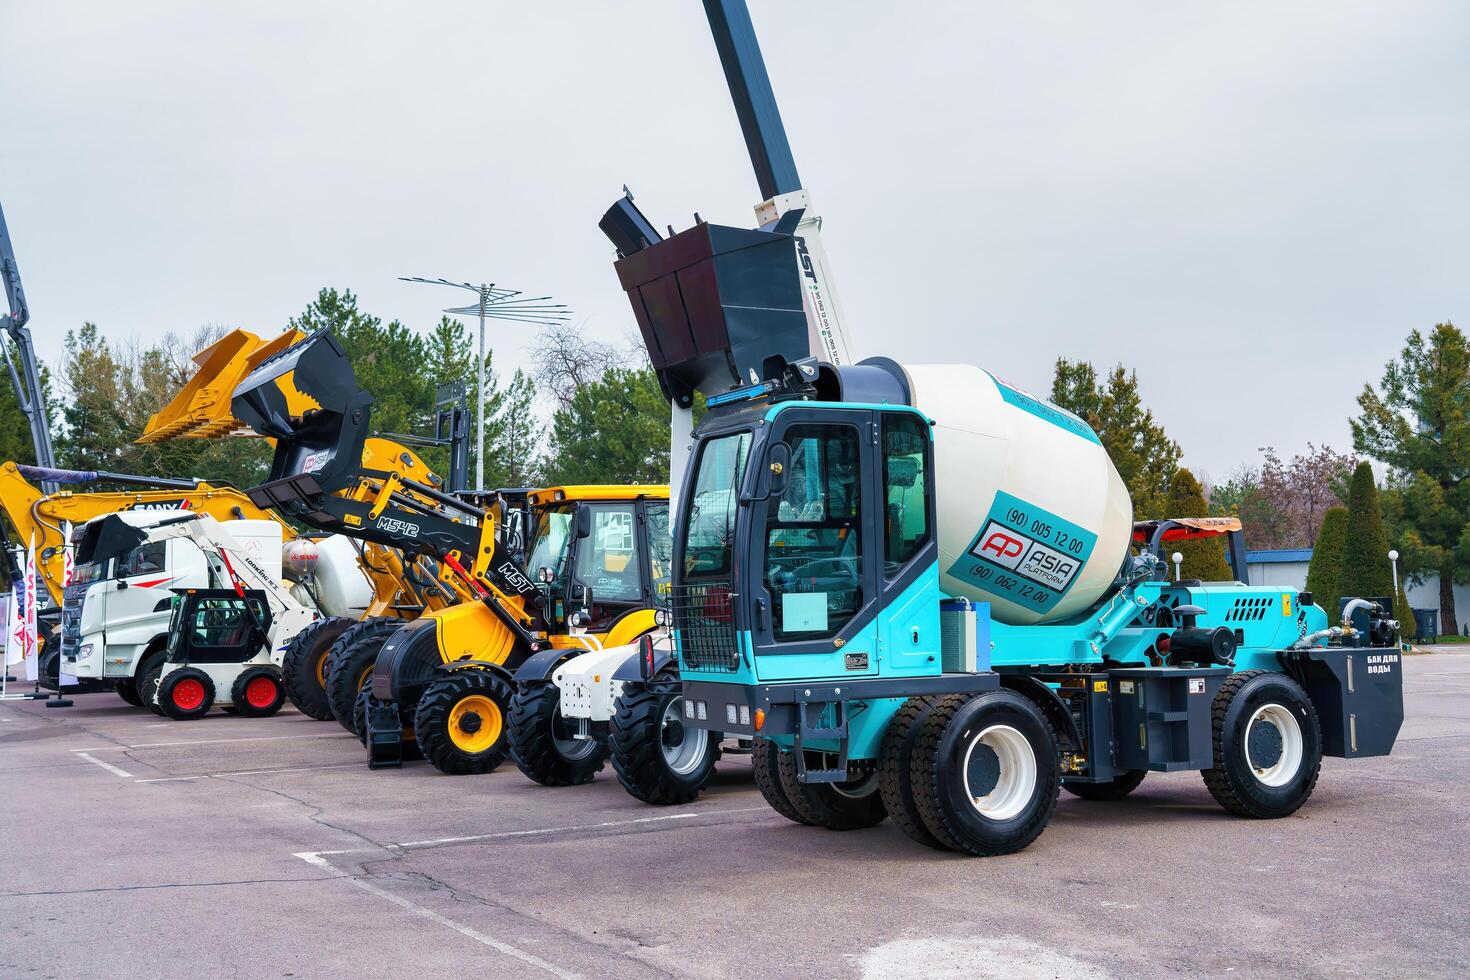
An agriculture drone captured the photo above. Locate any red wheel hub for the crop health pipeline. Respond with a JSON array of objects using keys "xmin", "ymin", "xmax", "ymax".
[
  {"xmin": 172, "ymin": 678, "xmax": 206, "ymax": 711},
  {"xmin": 245, "ymin": 676, "xmax": 278, "ymax": 709}
]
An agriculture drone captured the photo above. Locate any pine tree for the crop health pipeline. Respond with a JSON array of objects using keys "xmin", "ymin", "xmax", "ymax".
[
  {"xmin": 1052, "ymin": 360, "xmax": 1181, "ymax": 519},
  {"xmin": 1306, "ymin": 507, "xmax": 1348, "ymax": 622},
  {"xmin": 1163, "ymin": 468, "xmax": 1234, "ymax": 580},
  {"xmin": 1353, "ymin": 322, "xmax": 1470, "ymax": 634},
  {"xmin": 1337, "ymin": 462, "xmax": 1394, "ymax": 605},
  {"xmin": 542, "ymin": 367, "xmax": 674, "ymax": 486}
]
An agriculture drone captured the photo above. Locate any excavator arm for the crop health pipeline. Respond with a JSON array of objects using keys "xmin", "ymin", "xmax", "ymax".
[{"xmin": 0, "ymin": 460, "xmax": 286, "ymax": 605}]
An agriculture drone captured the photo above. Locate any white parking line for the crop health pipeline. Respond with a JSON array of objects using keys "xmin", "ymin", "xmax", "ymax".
[
  {"xmin": 389, "ymin": 807, "xmax": 768, "ymax": 850},
  {"xmin": 76, "ymin": 752, "xmax": 134, "ymax": 778},
  {"xmin": 71, "ymin": 732, "xmax": 350, "ymax": 752},
  {"xmin": 134, "ymin": 763, "xmax": 363, "ymax": 784},
  {"xmin": 295, "ymin": 852, "xmax": 583, "ymax": 979}
]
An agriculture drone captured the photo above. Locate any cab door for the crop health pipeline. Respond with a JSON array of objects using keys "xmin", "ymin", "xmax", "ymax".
[
  {"xmin": 748, "ymin": 408, "xmax": 880, "ymax": 681},
  {"xmin": 873, "ymin": 411, "xmax": 941, "ymax": 677},
  {"xmin": 97, "ymin": 538, "xmax": 174, "ymax": 676}
]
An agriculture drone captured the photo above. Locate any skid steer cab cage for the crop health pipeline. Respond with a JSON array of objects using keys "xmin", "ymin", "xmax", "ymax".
[{"xmin": 165, "ymin": 589, "xmax": 274, "ymax": 665}]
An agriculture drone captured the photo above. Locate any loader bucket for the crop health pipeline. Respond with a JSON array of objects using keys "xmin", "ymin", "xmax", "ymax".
[
  {"xmin": 136, "ymin": 328, "xmax": 304, "ymax": 443},
  {"xmin": 232, "ymin": 329, "xmax": 372, "ymax": 498},
  {"xmin": 606, "ymin": 213, "xmax": 808, "ymax": 407}
]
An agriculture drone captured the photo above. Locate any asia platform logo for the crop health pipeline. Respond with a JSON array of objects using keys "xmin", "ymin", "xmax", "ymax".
[{"xmin": 970, "ymin": 521, "xmax": 1080, "ymax": 591}]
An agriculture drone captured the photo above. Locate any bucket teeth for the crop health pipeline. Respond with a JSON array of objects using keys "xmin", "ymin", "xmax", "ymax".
[{"xmin": 135, "ymin": 328, "xmax": 304, "ymax": 443}]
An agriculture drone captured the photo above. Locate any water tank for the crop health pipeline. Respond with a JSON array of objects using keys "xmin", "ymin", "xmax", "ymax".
[
  {"xmin": 307, "ymin": 534, "xmax": 374, "ymax": 619},
  {"xmin": 900, "ymin": 364, "xmax": 1134, "ymax": 625},
  {"xmin": 282, "ymin": 539, "xmax": 320, "ymax": 581}
]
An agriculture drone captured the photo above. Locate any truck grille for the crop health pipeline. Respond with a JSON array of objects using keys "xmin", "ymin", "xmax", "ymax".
[
  {"xmin": 60, "ymin": 587, "xmax": 85, "ymax": 660},
  {"xmin": 671, "ymin": 581, "xmax": 740, "ymax": 673}
]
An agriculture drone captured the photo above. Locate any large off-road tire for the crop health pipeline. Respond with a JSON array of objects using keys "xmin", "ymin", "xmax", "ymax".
[
  {"xmin": 1202, "ymin": 670, "xmax": 1323, "ymax": 819},
  {"xmin": 1062, "ymin": 769, "xmax": 1147, "ymax": 801},
  {"xmin": 509, "ymin": 679, "xmax": 608, "ymax": 786},
  {"xmin": 752, "ymin": 737, "xmax": 809, "ymax": 825},
  {"xmin": 159, "ymin": 667, "xmax": 216, "ymax": 721},
  {"xmin": 879, "ymin": 696, "xmax": 945, "ymax": 848},
  {"xmin": 324, "ymin": 618, "xmax": 400, "ymax": 734},
  {"xmin": 911, "ymin": 691, "xmax": 1059, "ymax": 856},
  {"xmin": 608, "ymin": 678, "xmax": 721, "ymax": 805},
  {"xmin": 231, "ymin": 667, "xmax": 286, "ymax": 718},
  {"xmin": 414, "ymin": 669, "xmax": 515, "ymax": 775},
  {"xmin": 282, "ymin": 616, "xmax": 354, "ymax": 721},
  {"xmin": 775, "ymin": 748, "xmax": 887, "ymax": 831},
  {"xmin": 115, "ymin": 679, "xmax": 142, "ymax": 707}
]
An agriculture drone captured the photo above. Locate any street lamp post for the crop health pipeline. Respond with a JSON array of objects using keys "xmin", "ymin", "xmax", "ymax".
[{"xmin": 399, "ymin": 277, "xmax": 571, "ymax": 490}]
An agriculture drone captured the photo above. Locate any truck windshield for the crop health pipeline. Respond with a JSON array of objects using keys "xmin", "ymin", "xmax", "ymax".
[
  {"xmin": 682, "ymin": 431, "xmax": 752, "ymax": 579},
  {"xmin": 71, "ymin": 559, "xmax": 109, "ymax": 586},
  {"xmin": 527, "ymin": 507, "xmax": 573, "ymax": 588}
]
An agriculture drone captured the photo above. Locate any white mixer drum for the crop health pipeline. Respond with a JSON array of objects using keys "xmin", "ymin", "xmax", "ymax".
[
  {"xmin": 900, "ymin": 364, "xmax": 1134, "ymax": 625},
  {"xmin": 303, "ymin": 534, "xmax": 374, "ymax": 619}
]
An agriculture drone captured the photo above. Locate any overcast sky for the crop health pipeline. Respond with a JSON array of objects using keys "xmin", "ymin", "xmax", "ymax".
[{"xmin": 3, "ymin": 1, "xmax": 1466, "ymax": 481}]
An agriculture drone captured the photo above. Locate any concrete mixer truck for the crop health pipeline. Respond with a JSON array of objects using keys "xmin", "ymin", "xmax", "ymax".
[{"xmin": 597, "ymin": 194, "xmax": 1406, "ymax": 855}]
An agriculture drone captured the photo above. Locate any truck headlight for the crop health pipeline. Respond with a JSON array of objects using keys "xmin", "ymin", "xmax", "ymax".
[{"xmin": 74, "ymin": 643, "xmax": 93, "ymax": 662}]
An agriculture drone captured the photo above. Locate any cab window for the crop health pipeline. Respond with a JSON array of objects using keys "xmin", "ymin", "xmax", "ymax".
[
  {"xmin": 646, "ymin": 502, "xmax": 672, "ymax": 606},
  {"xmin": 116, "ymin": 541, "xmax": 167, "ymax": 579},
  {"xmin": 882, "ymin": 413, "xmax": 931, "ymax": 573},
  {"xmin": 574, "ymin": 504, "xmax": 642, "ymax": 604},
  {"xmin": 186, "ymin": 597, "xmax": 265, "ymax": 651},
  {"xmin": 764, "ymin": 424, "xmax": 862, "ymax": 640}
]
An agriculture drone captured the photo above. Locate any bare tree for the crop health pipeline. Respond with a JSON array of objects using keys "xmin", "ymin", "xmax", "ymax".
[{"xmin": 531, "ymin": 321, "xmax": 628, "ymax": 409}]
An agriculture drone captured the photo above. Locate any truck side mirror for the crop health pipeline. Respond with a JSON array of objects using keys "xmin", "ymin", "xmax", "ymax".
[
  {"xmin": 766, "ymin": 442, "xmax": 791, "ymax": 497},
  {"xmin": 575, "ymin": 506, "xmax": 593, "ymax": 540}
]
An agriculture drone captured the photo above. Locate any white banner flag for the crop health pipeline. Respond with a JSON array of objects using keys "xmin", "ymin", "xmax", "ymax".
[
  {"xmin": 58, "ymin": 522, "xmax": 77, "ymax": 686},
  {"xmin": 2, "ymin": 590, "xmax": 18, "ymax": 667},
  {"xmin": 22, "ymin": 534, "xmax": 39, "ymax": 682}
]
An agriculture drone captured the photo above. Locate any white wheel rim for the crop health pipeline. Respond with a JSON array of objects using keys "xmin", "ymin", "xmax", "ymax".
[
  {"xmin": 660, "ymin": 696, "xmax": 708, "ymax": 776},
  {"xmin": 1245, "ymin": 703, "xmax": 1303, "ymax": 787},
  {"xmin": 963, "ymin": 724, "xmax": 1037, "ymax": 821}
]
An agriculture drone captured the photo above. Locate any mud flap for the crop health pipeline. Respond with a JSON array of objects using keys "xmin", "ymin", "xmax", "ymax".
[{"xmin": 1280, "ymin": 646, "xmax": 1404, "ymax": 757}]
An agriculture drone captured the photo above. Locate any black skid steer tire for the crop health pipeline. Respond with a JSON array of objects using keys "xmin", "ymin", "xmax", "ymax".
[
  {"xmin": 324, "ymin": 618, "xmax": 401, "ymax": 734},
  {"xmin": 509, "ymin": 679, "xmax": 608, "ymax": 786},
  {"xmin": 414, "ymin": 670, "xmax": 515, "ymax": 775},
  {"xmin": 159, "ymin": 667, "xmax": 216, "ymax": 721},
  {"xmin": 282, "ymin": 616, "xmax": 354, "ymax": 721}
]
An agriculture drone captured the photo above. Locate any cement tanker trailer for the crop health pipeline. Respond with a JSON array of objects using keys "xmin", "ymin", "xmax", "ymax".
[{"xmin": 601, "ymin": 211, "xmax": 1404, "ymax": 856}]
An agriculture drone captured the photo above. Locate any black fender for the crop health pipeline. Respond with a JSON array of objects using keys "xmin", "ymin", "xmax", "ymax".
[
  {"xmin": 611, "ymin": 633, "xmax": 677, "ymax": 684},
  {"xmin": 998, "ymin": 673, "xmax": 1083, "ymax": 752},
  {"xmin": 371, "ymin": 617, "xmax": 441, "ymax": 704},
  {"xmin": 438, "ymin": 658, "xmax": 517, "ymax": 687},
  {"xmin": 514, "ymin": 647, "xmax": 585, "ymax": 684}
]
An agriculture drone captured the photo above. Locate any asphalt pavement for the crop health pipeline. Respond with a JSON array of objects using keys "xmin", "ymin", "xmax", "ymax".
[{"xmin": 1, "ymin": 651, "xmax": 1466, "ymax": 979}]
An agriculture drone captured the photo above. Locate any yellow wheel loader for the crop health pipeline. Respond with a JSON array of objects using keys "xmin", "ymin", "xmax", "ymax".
[{"xmin": 365, "ymin": 483, "xmax": 670, "ymax": 776}]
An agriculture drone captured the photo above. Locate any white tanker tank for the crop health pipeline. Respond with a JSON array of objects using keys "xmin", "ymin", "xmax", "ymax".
[
  {"xmin": 282, "ymin": 534, "xmax": 373, "ymax": 619},
  {"xmin": 895, "ymin": 364, "xmax": 1134, "ymax": 626}
]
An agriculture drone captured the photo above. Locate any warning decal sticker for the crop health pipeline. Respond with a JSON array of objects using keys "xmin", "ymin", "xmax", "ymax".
[{"xmin": 947, "ymin": 490, "xmax": 1098, "ymax": 614}]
